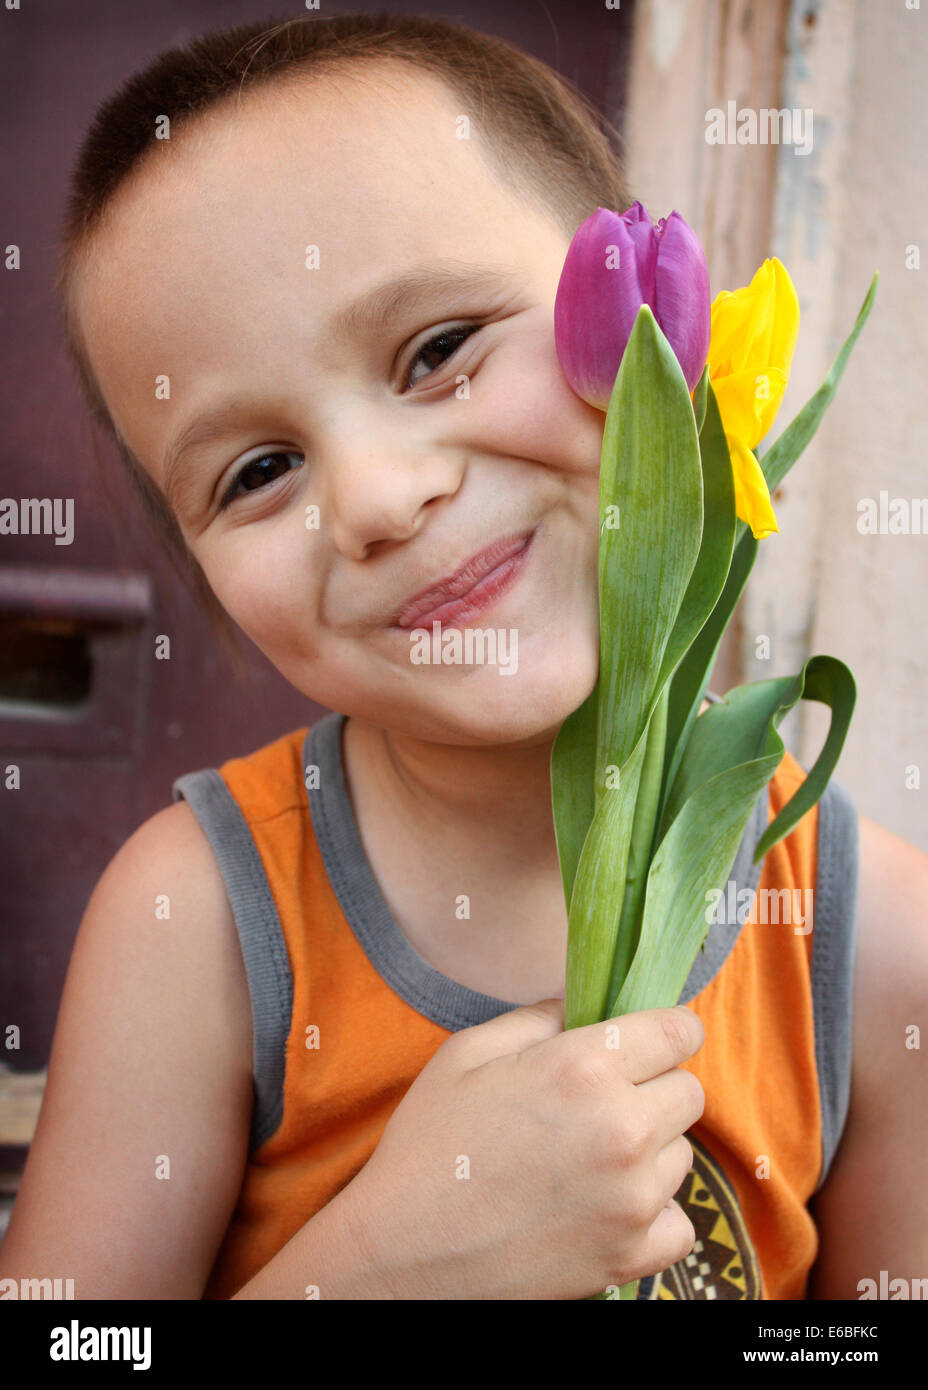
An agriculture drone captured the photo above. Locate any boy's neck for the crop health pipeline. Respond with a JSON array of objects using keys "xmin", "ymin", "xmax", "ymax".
[
  {"xmin": 343, "ymin": 713, "xmax": 561, "ymax": 864},
  {"xmin": 340, "ymin": 712, "xmax": 569, "ymax": 1001}
]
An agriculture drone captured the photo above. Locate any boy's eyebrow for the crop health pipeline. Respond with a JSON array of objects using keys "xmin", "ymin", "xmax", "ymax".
[
  {"xmin": 162, "ymin": 259, "xmax": 519, "ymax": 515},
  {"xmin": 326, "ymin": 259, "xmax": 518, "ymax": 343}
]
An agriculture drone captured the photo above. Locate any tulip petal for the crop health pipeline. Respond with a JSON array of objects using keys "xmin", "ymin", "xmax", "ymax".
[
  {"xmin": 708, "ymin": 287, "xmax": 752, "ymax": 376},
  {"xmin": 554, "ymin": 207, "xmax": 656, "ymax": 409},
  {"xmin": 709, "ymin": 261, "xmax": 773, "ymax": 374},
  {"xmin": 726, "ymin": 434, "xmax": 779, "ymax": 538},
  {"xmin": 653, "ymin": 211, "xmax": 711, "ymax": 391},
  {"xmin": 767, "ymin": 258, "xmax": 800, "ymax": 378},
  {"xmin": 712, "ymin": 366, "xmax": 788, "ymax": 449},
  {"xmin": 622, "ymin": 200, "xmax": 651, "ymax": 225},
  {"xmin": 621, "ymin": 202, "xmax": 658, "ymax": 311},
  {"xmin": 750, "ymin": 365, "xmax": 788, "ymax": 442},
  {"xmin": 554, "ymin": 203, "xmax": 713, "ymax": 408},
  {"xmin": 742, "ymin": 260, "xmax": 778, "ymax": 367},
  {"xmin": 709, "ymin": 258, "xmax": 800, "ymax": 385}
]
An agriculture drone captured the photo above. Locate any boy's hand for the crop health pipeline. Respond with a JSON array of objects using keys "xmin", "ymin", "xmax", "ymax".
[{"xmin": 339, "ymin": 999, "xmax": 705, "ymax": 1299}]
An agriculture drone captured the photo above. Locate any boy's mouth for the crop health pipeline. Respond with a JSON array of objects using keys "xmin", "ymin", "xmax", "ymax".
[{"xmin": 393, "ymin": 527, "xmax": 536, "ymax": 630}]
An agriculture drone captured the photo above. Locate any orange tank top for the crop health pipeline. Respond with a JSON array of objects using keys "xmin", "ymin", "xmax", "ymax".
[{"xmin": 171, "ymin": 703, "xmax": 858, "ymax": 1301}]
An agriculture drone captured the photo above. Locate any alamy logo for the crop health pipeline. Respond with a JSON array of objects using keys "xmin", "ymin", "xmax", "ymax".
[
  {"xmin": 856, "ymin": 492, "xmax": 928, "ymax": 534},
  {"xmin": 705, "ymin": 883, "xmax": 813, "ymax": 934},
  {"xmin": 857, "ymin": 1271, "xmax": 928, "ymax": 1299},
  {"xmin": 0, "ymin": 497, "xmax": 74, "ymax": 545},
  {"xmin": 49, "ymin": 1319, "xmax": 151, "ymax": 1370},
  {"xmin": 705, "ymin": 101, "xmax": 813, "ymax": 156},
  {"xmin": 409, "ymin": 622, "xmax": 518, "ymax": 675},
  {"xmin": 0, "ymin": 1276, "xmax": 74, "ymax": 1298}
]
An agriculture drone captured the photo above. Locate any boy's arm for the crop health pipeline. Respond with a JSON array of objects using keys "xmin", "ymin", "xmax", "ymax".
[
  {"xmin": 0, "ymin": 802, "xmax": 256, "ymax": 1298},
  {"xmin": 806, "ymin": 814, "xmax": 928, "ymax": 1299}
]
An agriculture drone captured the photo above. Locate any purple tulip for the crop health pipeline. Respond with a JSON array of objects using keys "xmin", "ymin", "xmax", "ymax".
[{"xmin": 554, "ymin": 202, "xmax": 711, "ymax": 406}]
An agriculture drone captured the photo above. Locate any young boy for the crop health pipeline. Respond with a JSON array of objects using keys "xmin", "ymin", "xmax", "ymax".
[{"xmin": 1, "ymin": 14, "xmax": 925, "ymax": 1301}]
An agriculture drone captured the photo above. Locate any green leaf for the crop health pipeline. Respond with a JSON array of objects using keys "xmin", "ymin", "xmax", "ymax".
[
  {"xmin": 557, "ymin": 276, "xmax": 873, "ymax": 1055},
  {"xmin": 550, "ymin": 683, "xmax": 598, "ymax": 915},
  {"xmin": 610, "ymin": 653, "xmax": 856, "ymax": 1017},
  {"xmin": 604, "ymin": 684, "xmax": 669, "ymax": 1009},
  {"xmin": 605, "ymin": 381, "xmax": 737, "ymax": 1007},
  {"xmin": 557, "ymin": 307, "xmax": 704, "ymax": 1029},
  {"xmin": 661, "ymin": 528, "xmax": 757, "ymax": 811},
  {"xmin": 693, "ymin": 364, "xmax": 709, "ymax": 434},
  {"xmin": 611, "ymin": 752, "xmax": 779, "ymax": 1016},
  {"xmin": 656, "ymin": 379, "xmax": 738, "ymax": 813},
  {"xmin": 655, "ymin": 381, "xmax": 736, "ymax": 694},
  {"xmin": 565, "ymin": 726, "xmax": 649, "ymax": 1029},
  {"xmin": 660, "ymin": 672, "xmax": 804, "ymax": 837},
  {"xmin": 754, "ymin": 655, "xmax": 856, "ymax": 860},
  {"xmin": 595, "ymin": 306, "xmax": 703, "ymax": 791}
]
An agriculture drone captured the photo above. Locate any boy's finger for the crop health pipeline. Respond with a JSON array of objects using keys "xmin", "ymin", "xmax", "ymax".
[
  {"xmin": 551, "ymin": 1006, "xmax": 705, "ymax": 1086},
  {"xmin": 446, "ymin": 997, "xmax": 565, "ymax": 1067}
]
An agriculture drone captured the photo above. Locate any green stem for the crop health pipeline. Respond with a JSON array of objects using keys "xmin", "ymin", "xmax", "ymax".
[
  {"xmin": 603, "ymin": 685, "xmax": 669, "ymax": 1013},
  {"xmin": 578, "ymin": 690, "xmax": 665, "ymax": 1303}
]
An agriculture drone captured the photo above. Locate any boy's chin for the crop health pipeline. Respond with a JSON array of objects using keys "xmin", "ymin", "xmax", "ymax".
[{"xmin": 404, "ymin": 653, "xmax": 599, "ymax": 749}]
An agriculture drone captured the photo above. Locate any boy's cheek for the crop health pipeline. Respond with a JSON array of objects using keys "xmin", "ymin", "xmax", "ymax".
[
  {"xmin": 200, "ymin": 539, "xmax": 322, "ymax": 649},
  {"xmin": 475, "ymin": 347, "xmax": 603, "ymax": 476}
]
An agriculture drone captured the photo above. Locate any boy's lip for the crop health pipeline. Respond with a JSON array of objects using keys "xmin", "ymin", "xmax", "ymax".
[{"xmin": 393, "ymin": 528, "xmax": 536, "ymax": 629}]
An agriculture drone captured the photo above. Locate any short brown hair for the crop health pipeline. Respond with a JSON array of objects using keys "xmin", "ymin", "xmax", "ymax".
[{"xmin": 56, "ymin": 10, "xmax": 630, "ymax": 657}]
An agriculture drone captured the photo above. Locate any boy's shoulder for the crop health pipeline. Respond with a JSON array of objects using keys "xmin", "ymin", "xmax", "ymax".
[
  {"xmin": 118, "ymin": 797, "xmax": 243, "ymax": 956},
  {"xmin": 104, "ymin": 794, "xmax": 254, "ymax": 1090},
  {"xmin": 0, "ymin": 794, "xmax": 255, "ymax": 1297},
  {"xmin": 808, "ymin": 810, "xmax": 928, "ymax": 1295},
  {"xmin": 854, "ymin": 812, "xmax": 928, "ymax": 1030}
]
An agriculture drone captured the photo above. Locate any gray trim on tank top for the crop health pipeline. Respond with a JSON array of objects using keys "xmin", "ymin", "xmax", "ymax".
[
  {"xmin": 171, "ymin": 768, "xmax": 291, "ymax": 1152},
  {"xmin": 170, "ymin": 694, "xmax": 858, "ymax": 1194},
  {"xmin": 807, "ymin": 774, "xmax": 858, "ymax": 1193}
]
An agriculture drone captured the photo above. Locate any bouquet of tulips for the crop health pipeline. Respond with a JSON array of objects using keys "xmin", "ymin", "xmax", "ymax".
[{"xmin": 550, "ymin": 203, "xmax": 877, "ymax": 1301}]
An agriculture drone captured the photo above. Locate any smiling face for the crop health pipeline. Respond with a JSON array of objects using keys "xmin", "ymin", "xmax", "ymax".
[{"xmin": 72, "ymin": 61, "xmax": 605, "ymax": 746}]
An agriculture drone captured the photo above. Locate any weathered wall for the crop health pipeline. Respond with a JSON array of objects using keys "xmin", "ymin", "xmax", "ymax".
[
  {"xmin": 623, "ymin": 0, "xmax": 927, "ymax": 850},
  {"xmin": 774, "ymin": 0, "xmax": 927, "ymax": 852}
]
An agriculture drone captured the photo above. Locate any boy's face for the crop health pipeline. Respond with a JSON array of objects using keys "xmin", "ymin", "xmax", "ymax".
[{"xmin": 74, "ymin": 63, "xmax": 606, "ymax": 746}]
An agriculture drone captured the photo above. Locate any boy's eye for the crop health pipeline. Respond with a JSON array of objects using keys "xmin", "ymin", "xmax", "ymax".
[
  {"xmin": 219, "ymin": 450, "xmax": 303, "ymax": 511},
  {"xmin": 403, "ymin": 324, "xmax": 481, "ymax": 390},
  {"xmin": 213, "ymin": 325, "xmax": 481, "ymax": 511}
]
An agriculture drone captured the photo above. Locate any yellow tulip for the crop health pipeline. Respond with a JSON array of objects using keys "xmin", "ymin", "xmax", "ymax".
[{"xmin": 706, "ymin": 257, "xmax": 800, "ymax": 539}]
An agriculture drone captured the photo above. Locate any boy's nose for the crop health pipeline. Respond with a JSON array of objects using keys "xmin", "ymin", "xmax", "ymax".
[{"xmin": 322, "ymin": 436, "xmax": 464, "ymax": 560}]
